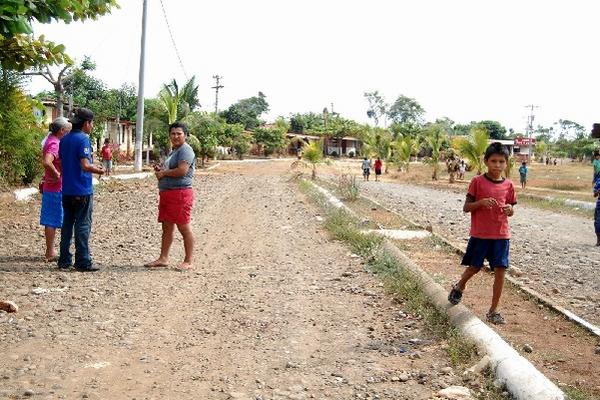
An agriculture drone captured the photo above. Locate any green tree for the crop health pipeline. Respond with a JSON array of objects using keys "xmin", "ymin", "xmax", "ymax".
[
  {"xmin": 394, "ymin": 136, "xmax": 418, "ymax": 172},
  {"xmin": 0, "ymin": 68, "xmax": 44, "ymax": 184},
  {"xmin": 387, "ymin": 95, "xmax": 425, "ymax": 124},
  {"xmin": 364, "ymin": 90, "xmax": 388, "ymax": 127},
  {"xmin": 158, "ymin": 76, "xmax": 200, "ymax": 125},
  {"xmin": 455, "ymin": 126, "xmax": 489, "ymax": 175},
  {"xmin": 289, "ymin": 112, "xmax": 325, "ymax": 133},
  {"xmin": 423, "ymin": 125, "xmax": 447, "ymax": 180},
  {"xmin": 301, "ymin": 140, "xmax": 324, "ymax": 179},
  {"xmin": 0, "ymin": 1, "xmax": 118, "ymax": 71},
  {"xmin": 476, "ymin": 120, "xmax": 506, "ymax": 140},
  {"xmin": 253, "ymin": 125, "xmax": 286, "ymax": 156},
  {"xmin": 221, "ymin": 92, "xmax": 269, "ymax": 130},
  {"xmin": 184, "ymin": 111, "xmax": 219, "ymax": 167}
]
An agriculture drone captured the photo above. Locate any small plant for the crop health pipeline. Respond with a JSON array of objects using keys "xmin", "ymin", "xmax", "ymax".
[{"xmin": 337, "ymin": 173, "xmax": 359, "ymax": 201}]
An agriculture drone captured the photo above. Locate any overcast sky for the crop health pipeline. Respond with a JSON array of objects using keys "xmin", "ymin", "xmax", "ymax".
[{"xmin": 27, "ymin": 0, "xmax": 600, "ymax": 134}]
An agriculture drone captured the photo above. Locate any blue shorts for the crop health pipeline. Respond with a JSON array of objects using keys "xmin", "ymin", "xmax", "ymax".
[
  {"xmin": 461, "ymin": 237, "xmax": 509, "ymax": 270},
  {"xmin": 40, "ymin": 191, "xmax": 63, "ymax": 228}
]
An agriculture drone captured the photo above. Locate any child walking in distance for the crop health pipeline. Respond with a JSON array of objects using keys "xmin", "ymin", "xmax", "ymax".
[
  {"xmin": 448, "ymin": 142, "xmax": 517, "ymax": 325},
  {"xmin": 594, "ymin": 178, "xmax": 600, "ymax": 246},
  {"xmin": 101, "ymin": 139, "xmax": 113, "ymax": 177},
  {"xmin": 518, "ymin": 161, "xmax": 528, "ymax": 189}
]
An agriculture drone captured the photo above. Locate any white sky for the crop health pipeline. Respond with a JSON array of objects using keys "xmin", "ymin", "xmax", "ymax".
[{"xmin": 27, "ymin": 0, "xmax": 600, "ymax": 134}]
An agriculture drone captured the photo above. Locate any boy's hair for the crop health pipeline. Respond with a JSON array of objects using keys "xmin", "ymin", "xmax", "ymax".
[
  {"xmin": 70, "ymin": 108, "xmax": 94, "ymax": 130},
  {"xmin": 484, "ymin": 142, "xmax": 510, "ymax": 161},
  {"xmin": 521, "ymin": 161, "xmax": 527, "ymax": 166},
  {"xmin": 104, "ymin": 138, "xmax": 110, "ymax": 144},
  {"xmin": 169, "ymin": 121, "xmax": 188, "ymax": 135}
]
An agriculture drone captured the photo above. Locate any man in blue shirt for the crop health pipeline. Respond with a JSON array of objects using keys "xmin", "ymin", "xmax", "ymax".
[{"xmin": 57, "ymin": 108, "xmax": 105, "ymax": 271}]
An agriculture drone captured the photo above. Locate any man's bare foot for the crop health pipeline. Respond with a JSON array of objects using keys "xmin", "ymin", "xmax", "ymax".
[
  {"xmin": 144, "ymin": 259, "xmax": 169, "ymax": 268},
  {"xmin": 175, "ymin": 261, "xmax": 193, "ymax": 271},
  {"xmin": 44, "ymin": 253, "xmax": 57, "ymax": 263}
]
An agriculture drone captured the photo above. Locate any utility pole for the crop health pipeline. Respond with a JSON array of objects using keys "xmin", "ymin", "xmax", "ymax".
[
  {"xmin": 524, "ymin": 104, "xmax": 539, "ymax": 163},
  {"xmin": 212, "ymin": 75, "xmax": 224, "ymax": 114},
  {"xmin": 134, "ymin": 0, "xmax": 148, "ymax": 172}
]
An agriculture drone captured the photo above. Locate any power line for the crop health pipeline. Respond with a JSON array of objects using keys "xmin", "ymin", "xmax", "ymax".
[{"xmin": 159, "ymin": 0, "xmax": 188, "ymax": 80}]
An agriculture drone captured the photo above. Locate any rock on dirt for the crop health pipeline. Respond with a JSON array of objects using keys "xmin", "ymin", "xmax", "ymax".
[
  {"xmin": 437, "ymin": 385, "xmax": 473, "ymax": 399},
  {"xmin": 0, "ymin": 300, "xmax": 18, "ymax": 313}
]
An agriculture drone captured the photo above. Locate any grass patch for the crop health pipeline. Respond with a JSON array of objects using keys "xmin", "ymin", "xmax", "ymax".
[
  {"xmin": 518, "ymin": 194, "xmax": 594, "ymax": 218},
  {"xmin": 563, "ymin": 386, "xmax": 600, "ymax": 400},
  {"xmin": 301, "ymin": 179, "xmax": 479, "ymax": 368}
]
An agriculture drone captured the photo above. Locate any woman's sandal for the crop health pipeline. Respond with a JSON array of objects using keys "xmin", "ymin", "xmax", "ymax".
[{"xmin": 144, "ymin": 260, "xmax": 169, "ymax": 268}]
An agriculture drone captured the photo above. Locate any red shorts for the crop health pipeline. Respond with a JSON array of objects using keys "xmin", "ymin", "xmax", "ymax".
[{"xmin": 158, "ymin": 188, "xmax": 194, "ymax": 225}]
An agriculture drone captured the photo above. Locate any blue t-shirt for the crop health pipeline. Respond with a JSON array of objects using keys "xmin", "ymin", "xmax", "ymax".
[
  {"xmin": 59, "ymin": 130, "xmax": 94, "ymax": 196},
  {"xmin": 158, "ymin": 142, "xmax": 196, "ymax": 191},
  {"xmin": 519, "ymin": 166, "xmax": 528, "ymax": 176}
]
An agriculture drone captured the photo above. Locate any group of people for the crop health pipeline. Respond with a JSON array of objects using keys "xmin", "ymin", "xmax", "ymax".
[
  {"xmin": 361, "ymin": 157, "xmax": 383, "ymax": 181},
  {"xmin": 40, "ymin": 109, "xmax": 197, "ymax": 271}
]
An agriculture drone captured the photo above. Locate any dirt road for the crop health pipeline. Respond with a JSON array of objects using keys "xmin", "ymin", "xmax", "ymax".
[{"xmin": 0, "ymin": 162, "xmax": 486, "ymax": 399}]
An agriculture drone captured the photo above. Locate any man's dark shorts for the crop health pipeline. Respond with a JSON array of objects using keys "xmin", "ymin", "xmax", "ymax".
[{"xmin": 461, "ymin": 237, "xmax": 510, "ymax": 270}]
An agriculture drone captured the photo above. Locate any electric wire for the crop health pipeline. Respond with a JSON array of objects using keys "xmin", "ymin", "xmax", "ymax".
[{"xmin": 158, "ymin": 0, "xmax": 188, "ymax": 80}]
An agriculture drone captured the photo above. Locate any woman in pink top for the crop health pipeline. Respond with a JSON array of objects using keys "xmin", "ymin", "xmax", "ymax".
[{"xmin": 40, "ymin": 117, "xmax": 71, "ymax": 262}]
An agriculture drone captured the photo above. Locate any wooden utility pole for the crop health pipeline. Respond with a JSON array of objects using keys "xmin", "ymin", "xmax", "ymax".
[{"xmin": 212, "ymin": 75, "xmax": 224, "ymax": 114}]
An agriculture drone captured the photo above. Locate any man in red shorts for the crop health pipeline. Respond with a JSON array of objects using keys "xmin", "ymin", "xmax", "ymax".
[{"xmin": 145, "ymin": 122, "xmax": 196, "ymax": 270}]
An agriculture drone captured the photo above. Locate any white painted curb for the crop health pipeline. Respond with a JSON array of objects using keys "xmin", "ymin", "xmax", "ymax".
[
  {"xmin": 383, "ymin": 243, "xmax": 565, "ymax": 400},
  {"xmin": 309, "ymin": 181, "xmax": 565, "ymax": 400}
]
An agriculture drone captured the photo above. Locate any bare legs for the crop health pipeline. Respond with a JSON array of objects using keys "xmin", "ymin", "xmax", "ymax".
[
  {"xmin": 146, "ymin": 222, "xmax": 194, "ymax": 269},
  {"xmin": 456, "ymin": 266, "xmax": 505, "ymax": 314},
  {"xmin": 44, "ymin": 226, "xmax": 57, "ymax": 261}
]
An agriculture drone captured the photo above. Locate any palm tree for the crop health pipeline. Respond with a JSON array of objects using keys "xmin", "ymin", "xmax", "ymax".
[
  {"xmin": 424, "ymin": 125, "xmax": 447, "ymax": 180},
  {"xmin": 456, "ymin": 127, "xmax": 489, "ymax": 175},
  {"xmin": 158, "ymin": 76, "xmax": 200, "ymax": 124},
  {"xmin": 396, "ymin": 136, "xmax": 418, "ymax": 172},
  {"xmin": 302, "ymin": 140, "xmax": 324, "ymax": 179}
]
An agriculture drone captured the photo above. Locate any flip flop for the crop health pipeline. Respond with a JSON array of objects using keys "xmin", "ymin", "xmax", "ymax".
[
  {"xmin": 174, "ymin": 263, "xmax": 193, "ymax": 271},
  {"xmin": 144, "ymin": 261, "xmax": 169, "ymax": 268}
]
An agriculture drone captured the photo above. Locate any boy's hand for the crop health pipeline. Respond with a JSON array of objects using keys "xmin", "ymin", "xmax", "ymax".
[
  {"xmin": 478, "ymin": 197, "xmax": 497, "ymax": 208},
  {"xmin": 502, "ymin": 204, "xmax": 514, "ymax": 216}
]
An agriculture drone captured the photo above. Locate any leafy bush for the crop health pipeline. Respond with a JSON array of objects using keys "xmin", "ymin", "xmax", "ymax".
[{"xmin": 0, "ymin": 72, "xmax": 45, "ymax": 185}]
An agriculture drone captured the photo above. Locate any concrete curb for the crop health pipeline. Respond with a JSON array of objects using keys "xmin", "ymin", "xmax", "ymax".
[
  {"xmin": 309, "ymin": 182, "xmax": 565, "ymax": 400},
  {"xmin": 361, "ymin": 192, "xmax": 600, "ymax": 339}
]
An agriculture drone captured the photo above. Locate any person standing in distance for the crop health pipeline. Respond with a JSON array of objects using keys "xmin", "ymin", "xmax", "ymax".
[
  {"xmin": 57, "ymin": 108, "xmax": 104, "ymax": 272},
  {"xmin": 145, "ymin": 122, "xmax": 196, "ymax": 271}
]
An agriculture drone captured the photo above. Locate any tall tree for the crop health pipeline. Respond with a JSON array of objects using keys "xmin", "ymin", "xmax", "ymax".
[
  {"xmin": 387, "ymin": 95, "xmax": 425, "ymax": 125},
  {"xmin": 423, "ymin": 124, "xmax": 447, "ymax": 180},
  {"xmin": 476, "ymin": 120, "xmax": 506, "ymax": 140},
  {"xmin": 221, "ymin": 92, "xmax": 269, "ymax": 130},
  {"xmin": 364, "ymin": 91, "xmax": 388, "ymax": 127}
]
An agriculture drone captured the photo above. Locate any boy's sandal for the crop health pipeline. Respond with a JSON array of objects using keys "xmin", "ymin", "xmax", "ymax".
[
  {"xmin": 447, "ymin": 284, "xmax": 463, "ymax": 305},
  {"xmin": 486, "ymin": 311, "xmax": 506, "ymax": 325}
]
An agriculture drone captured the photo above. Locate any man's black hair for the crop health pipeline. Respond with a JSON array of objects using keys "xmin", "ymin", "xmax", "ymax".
[
  {"xmin": 169, "ymin": 121, "xmax": 188, "ymax": 135},
  {"xmin": 484, "ymin": 142, "xmax": 510, "ymax": 161},
  {"xmin": 70, "ymin": 108, "xmax": 94, "ymax": 130}
]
